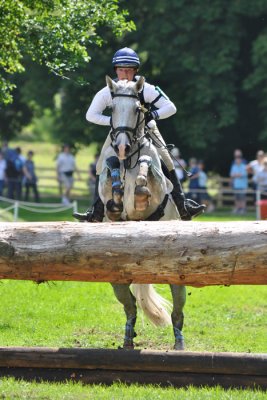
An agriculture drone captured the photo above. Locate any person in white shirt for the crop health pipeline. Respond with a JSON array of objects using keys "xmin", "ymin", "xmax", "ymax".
[
  {"xmin": 171, "ymin": 147, "xmax": 187, "ymax": 184},
  {"xmin": 247, "ymin": 150, "xmax": 265, "ymax": 190},
  {"xmin": 74, "ymin": 47, "xmax": 205, "ymax": 222},
  {"xmin": 56, "ymin": 144, "xmax": 80, "ymax": 205},
  {"xmin": 255, "ymin": 156, "xmax": 267, "ymax": 199}
]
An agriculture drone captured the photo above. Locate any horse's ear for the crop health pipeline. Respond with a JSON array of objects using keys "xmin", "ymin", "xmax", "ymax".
[
  {"xmin": 135, "ymin": 76, "xmax": 145, "ymax": 93},
  {"xmin": 106, "ymin": 75, "xmax": 117, "ymax": 92}
]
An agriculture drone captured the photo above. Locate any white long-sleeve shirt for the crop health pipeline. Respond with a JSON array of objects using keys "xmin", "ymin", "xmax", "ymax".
[{"xmin": 86, "ymin": 79, "xmax": 177, "ymax": 127}]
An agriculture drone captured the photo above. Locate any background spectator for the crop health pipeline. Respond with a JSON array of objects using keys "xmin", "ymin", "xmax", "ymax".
[
  {"xmin": 254, "ymin": 156, "xmax": 267, "ymax": 200},
  {"xmin": 187, "ymin": 157, "xmax": 200, "ymax": 203},
  {"xmin": 170, "ymin": 147, "xmax": 187, "ymax": 184},
  {"xmin": 0, "ymin": 151, "xmax": 7, "ymax": 196},
  {"xmin": 88, "ymin": 153, "xmax": 99, "ymax": 201},
  {"xmin": 23, "ymin": 150, "xmax": 40, "ymax": 202},
  {"xmin": 246, "ymin": 150, "xmax": 265, "ymax": 191},
  {"xmin": 56, "ymin": 144, "xmax": 80, "ymax": 205},
  {"xmin": 198, "ymin": 160, "xmax": 214, "ymax": 212},
  {"xmin": 230, "ymin": 153, "xmax": 248, "ymax": 214},
  {"xmin": 232, "ymin": 149, "xmax": 247, "ymax": 166},
  {"xmin": 5, "ymin": 147, "xmax": 25, "ymax": 200}
]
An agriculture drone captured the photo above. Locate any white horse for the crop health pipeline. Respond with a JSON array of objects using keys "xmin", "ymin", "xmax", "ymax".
[{"xmin": 98, "ymin": 76, "xmax": 186, "ymax": 350}]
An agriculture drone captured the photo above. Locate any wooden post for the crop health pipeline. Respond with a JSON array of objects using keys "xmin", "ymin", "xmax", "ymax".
[{"xmin": 0, "ymin": 221, "xmax": 266, "ymax": 286}]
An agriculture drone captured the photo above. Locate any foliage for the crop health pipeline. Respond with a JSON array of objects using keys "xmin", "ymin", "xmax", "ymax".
[
  {"xmin": 43, "ymin": 0, "xmax": 267, "ymax": 173},
  {"xmin": 1, "ymin": 1, "xmax": 267, "ymax": 174},
  {"xmin": 121, "ymin": 0, "xmax": 267, "ymax": 172},
  {"xmin": 0, "ymin": 0, "xmax": 134, "ymax": 104}
]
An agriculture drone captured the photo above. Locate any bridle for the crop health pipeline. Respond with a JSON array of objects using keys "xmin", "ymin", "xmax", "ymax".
[{"xmin": 109, "ymin": 92, "xmax": 146, "ymax": 145}]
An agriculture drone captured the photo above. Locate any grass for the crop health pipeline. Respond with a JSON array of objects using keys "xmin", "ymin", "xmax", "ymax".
[
  {"xmin": 0, "ymin": 281, "xmax": 265, "ymax": 352},
  {"xmin": 0, "ymin": 281, "xmax": 265, "ymax": 398},
  {"xmin": 0, "ymin": 140, "xmax": 265, "ymax": 398},
  {"xmin": 9, "ymin": 140, "xmax": 98, "ymax": 171},
  {"xmin": 0, "ymin": 379, "xmax": 266, "ymax": 400}
]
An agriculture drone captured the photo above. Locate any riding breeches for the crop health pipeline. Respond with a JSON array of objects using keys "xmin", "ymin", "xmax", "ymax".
[
  {"xmin": 148, "ymin": 125, "xmax": 174, "ymax": 171},
  {"xmin": 96, "ymin": 126, "xmax": 175, "ymax": 175}
]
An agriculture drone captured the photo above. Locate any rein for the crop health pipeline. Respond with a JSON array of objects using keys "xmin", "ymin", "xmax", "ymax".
[{"xmin": 145, "ymin": 194, "xmax": 169, "ymax": 221}]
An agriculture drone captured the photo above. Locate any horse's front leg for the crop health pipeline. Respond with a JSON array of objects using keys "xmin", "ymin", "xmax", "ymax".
[
  {"xmin": 170, "ymin": 285, "xmax": 186, "ymax": 350},
  {"xmin": 105, "ymin": 156, "xmax": 123, "ymax": 221},
  {"xmin": 111, "ymin": 283, "xmax": 137, "ymax": 349},
  {"xmin": 134, "ymin": 155, "xmax": 152, "ymax": 211}
]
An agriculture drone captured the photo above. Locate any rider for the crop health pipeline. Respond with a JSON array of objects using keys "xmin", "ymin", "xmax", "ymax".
[{"xmin": 74, "ymin": 47, "xmax": 206, "ymax": 222}]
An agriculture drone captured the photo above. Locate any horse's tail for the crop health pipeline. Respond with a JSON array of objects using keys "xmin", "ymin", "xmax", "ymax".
[{"xmin": 131, "ymin": 284, "xmax": 172, "ymax": 327}]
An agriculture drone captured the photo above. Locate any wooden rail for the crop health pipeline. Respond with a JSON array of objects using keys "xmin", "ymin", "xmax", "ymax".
[
  {"xmin": 0, "ymin": 221, "xmax": 266, "ymax": 286},
  {"xmin": 0, "ymin": 347, "xmax": 266, "ymax": 389}
]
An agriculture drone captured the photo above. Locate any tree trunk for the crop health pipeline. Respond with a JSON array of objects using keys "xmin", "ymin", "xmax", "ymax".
[{"xmin": 0, "ymin": 221, "xmax": 266, "ymax": 286}]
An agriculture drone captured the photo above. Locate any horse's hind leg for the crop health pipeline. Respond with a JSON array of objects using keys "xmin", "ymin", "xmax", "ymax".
[
  {"xmin": 170, "ymin": 285, "xmax": 186, "ymax": 350},
  {"xmin": 111, "ymin": 283, "xmax": 137, "ymax": 349}
]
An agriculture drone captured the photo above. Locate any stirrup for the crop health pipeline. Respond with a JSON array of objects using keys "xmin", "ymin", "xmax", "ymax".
[{"xmin": 73, "ymin": 210, "xmax": 99, "ymax": 222}]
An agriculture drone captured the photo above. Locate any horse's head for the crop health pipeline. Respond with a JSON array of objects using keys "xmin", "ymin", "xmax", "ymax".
[{"xmin": 106, "ymin": 75, "xmax": 145, "ymax": 160}]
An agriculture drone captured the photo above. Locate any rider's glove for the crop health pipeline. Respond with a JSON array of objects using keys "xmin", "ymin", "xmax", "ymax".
[{"xmin": 145, "ymin": 110, "xmax": 159, "ymax": 125}]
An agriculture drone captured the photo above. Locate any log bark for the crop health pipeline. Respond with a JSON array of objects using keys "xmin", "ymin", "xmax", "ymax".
[{"xmin": 0, "ymin": 221, "xmax": 266, "ymax": 286}]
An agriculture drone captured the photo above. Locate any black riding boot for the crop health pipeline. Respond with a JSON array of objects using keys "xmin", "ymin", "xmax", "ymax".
[
  {"xmin": 73, "ymin": 175, "xmax": 104, "ymax": 222},
  {"xmin": 169, "ymin": 170, "xmax": 206, "ymax": 220}
]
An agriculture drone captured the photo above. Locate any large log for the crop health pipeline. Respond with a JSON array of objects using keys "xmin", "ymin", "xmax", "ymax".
[
  {"xmin": 1, "ymin": 368, "xmax": 266, "ymax": 390},
  {"xmin": 0, "ymin": 221, "xmax": 266, "ymax": 286},
  {"xmin": 0, "ymin": 348, "xmax": 266, "ymax": 389},
  {"xmin": 0, "ymin": 347, "xmax": 266, "ymax": 375}
]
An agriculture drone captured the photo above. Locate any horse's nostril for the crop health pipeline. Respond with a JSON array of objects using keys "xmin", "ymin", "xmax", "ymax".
[
  {"xmin": 125, "ymin": 145, "xmax": 131, "ymax": 154},
  {"xmin": 114, "ymin": 145, "xmax": 119, "ymax": 154}
]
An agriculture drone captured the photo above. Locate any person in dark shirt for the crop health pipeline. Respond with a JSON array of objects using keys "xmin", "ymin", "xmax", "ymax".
[
  {"xmin": 187, "ymin": 158, "xmax": 201, "ymax": 204},
  {"xmin": 23, "ymin": 150, "xmax": 40, "ymax": 202}
]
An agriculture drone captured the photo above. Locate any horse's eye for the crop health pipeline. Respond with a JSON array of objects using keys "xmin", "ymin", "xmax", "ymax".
[{"xmin": 136, "ymin": 106, "xmax": 141, "ymax": 113}]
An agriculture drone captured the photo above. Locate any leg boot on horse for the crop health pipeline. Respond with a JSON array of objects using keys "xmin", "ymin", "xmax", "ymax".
[
  {"xmin": 112, "ymin": 284, "xmax": 137, "ymax": 349},
  {"xmin": 105, "ymin": 156, "xmax": 124, "ymax": 221},
  {"xmin": 170, "ymin": 285, "xmax": 186, "ymax": 350}
]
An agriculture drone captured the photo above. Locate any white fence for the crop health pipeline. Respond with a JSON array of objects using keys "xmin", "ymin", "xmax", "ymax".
[{"xmin": 0, "ymin": 196, "xmax": 77, "ymax": 222}]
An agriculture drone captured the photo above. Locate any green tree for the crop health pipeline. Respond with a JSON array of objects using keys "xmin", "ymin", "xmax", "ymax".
[
  {"xmin": 119, "ymin": 0, "xmax": 267, "ymax": 172},
  {"xmin": 0, "ymin": 0, "xmax": 134, "ymax": 105},
  {"xmin": 2, "ymin": 0, "xmax": 267, "ymax": 174},
  {"xmin": 54, "ymin": 0, "xmax": 267, "ymax": 173}
]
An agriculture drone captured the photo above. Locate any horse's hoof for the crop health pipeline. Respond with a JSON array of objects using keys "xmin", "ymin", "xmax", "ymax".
[
  {"xmin": 134, "ymin": 186, "xmax": 151, "ymax": 211},
  {"xmin": 174, "ymin": 339, "xmax": 185, "ymax": 351},
  {"xmin": 106, "ymin": 210, "xmax": 122, "ymax": 221},
  {"xmin": 135, "ymin": 185, "xmax": 151, "ymax": 197},
  {"xmin": 123, "ymin": 341, "xmax": 134, "ymax": 350},
  {"xmin": 136, "ymin": 175, "xmax": 147, "ymax": 186}
]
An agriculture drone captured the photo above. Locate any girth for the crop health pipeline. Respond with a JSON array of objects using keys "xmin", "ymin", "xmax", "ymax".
[{"xmin": 145, "ymin": 194, "xmax": 169, "ymax": 221}]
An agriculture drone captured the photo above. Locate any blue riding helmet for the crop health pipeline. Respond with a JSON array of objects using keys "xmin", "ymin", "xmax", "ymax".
[{"xmin": 112, "ymin": 47, "xmax": 140, "ymax": 68}]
